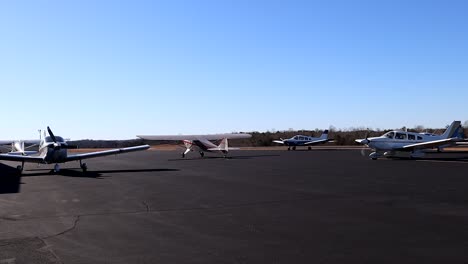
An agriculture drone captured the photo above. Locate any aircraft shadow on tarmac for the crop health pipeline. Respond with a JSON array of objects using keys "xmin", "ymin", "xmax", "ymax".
[
  {"xmin": 168, "ymin": 154, "xmax": 280, "ymax": 161},
  {"xmin": 0, "ymin": 166, "xmax": 179, "ymax": 194},
  {"xmin": 0, "ymin": 163, "xmax": 22, "ymax": 194}
]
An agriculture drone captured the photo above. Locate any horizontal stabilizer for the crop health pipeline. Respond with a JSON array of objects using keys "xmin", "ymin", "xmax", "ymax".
[{"xmin": 208, "ymin": 147, "xmax": 240, "ymax": 151}]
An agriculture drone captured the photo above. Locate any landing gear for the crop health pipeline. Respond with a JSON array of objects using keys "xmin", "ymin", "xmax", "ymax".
[
  {"xmin": 80, "ymin": 160, "xmax": 87, "ymax": 172},
  {"xmin": 287, "ymin": 147, "xmax": 291, "ymax": 151},
  {"xmin": 16, "ymin": 161, "xmax": 25, "ymax": 174},
  {"xmin": 181, "ymin": 153, "xmax": 186, "ymax": 158},
  {"xmin": 292, "ymin": 146, "xmax": 296, "ymax": 151},
  {"xmin": 54, "ymin": 164, "xmax": 61, "ymax": 173},
  {"xmin": 308, "ymin": 146, "xmax": 312, "ymax": 151},
  {"xmin": 199, "ymin": 151, "xmax": 205, "ymax": 158}
]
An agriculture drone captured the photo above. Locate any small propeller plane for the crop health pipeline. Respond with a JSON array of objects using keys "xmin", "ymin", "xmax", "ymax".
[
  {"xmin": 355, "ymin": 121, "xmax": 465, "ymax": 160},
  {"xmin": 0, "ymin": 127, "xmax": 150, "ymax": 173},
  {"xmin": 137, "ymin": 133, "xmax": 251, "ymax": 158},
  {"xmin": 273, "ymin": 130, "xmax": 333, "ymax": 150}
]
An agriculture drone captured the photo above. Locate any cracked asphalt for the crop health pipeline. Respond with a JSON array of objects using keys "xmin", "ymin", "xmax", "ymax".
[{"xmin": 1, "ymin": 150, "xmax": 468, "ymax": 263}]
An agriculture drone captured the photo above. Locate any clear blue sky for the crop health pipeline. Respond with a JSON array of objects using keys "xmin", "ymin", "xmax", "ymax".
[{"xmin": 0, "ymin": 0, "xmax": 467, "ymax": 139}]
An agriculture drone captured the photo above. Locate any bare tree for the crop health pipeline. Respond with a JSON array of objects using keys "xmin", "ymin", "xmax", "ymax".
[{"xmin": 414, "ymin": 125, "xmax": 425, "ymax": 132}]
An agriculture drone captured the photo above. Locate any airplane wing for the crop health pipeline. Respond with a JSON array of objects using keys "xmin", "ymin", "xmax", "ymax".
[
  {"xmin": 273, "ymin": 140, "xmax": 285, "ymax": 144},
  {"xmin": 65, "ymin": 145, "xmax": 150, "ymax": 162},
  {"xmin": 0, "ymin": 153, "xmax": 44, "ymax": 163},
  {"xmin": 398, "ymin": 138, "xmax": 459, "ymax": 151},
  {"xmin": 303, "ymin": 139, "xmax": 331, "ymax": 145},
  {"xmin": 137, "ymin": 134, "xmax": 251, "ymax": 141}
]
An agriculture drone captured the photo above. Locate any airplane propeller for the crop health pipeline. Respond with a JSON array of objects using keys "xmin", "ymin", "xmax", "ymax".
[
  {"xmin": 46, "ymin": 126, "xmax": 78, "ymax": 150},
  {"xmin": 356, "ymin": 128, "xmax": 372, "ymax": 157}
]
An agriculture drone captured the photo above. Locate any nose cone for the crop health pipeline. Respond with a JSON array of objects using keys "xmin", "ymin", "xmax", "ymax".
[{"xmin": 355, "ymin": 139, "xmax": 369, "ymax": 145}]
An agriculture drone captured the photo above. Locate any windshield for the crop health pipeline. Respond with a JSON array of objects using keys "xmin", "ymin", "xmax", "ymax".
[{"xmin": 383, "ymin": 132, "xmax": 394, "ymax": 139}]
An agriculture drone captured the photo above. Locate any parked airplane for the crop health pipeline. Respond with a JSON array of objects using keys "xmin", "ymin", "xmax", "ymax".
[
  {"xmin": 0, "ymin": 127, "xmax": 150, "ymax": 173},
  {"xmin": 355, "ymin": 121, "xmax": 465, "ymax": 160},
  {"xmin": 273, "ymin": 130, "xmax": 333, "ymax": 150},
  {"xmin": 137, "ymin": 133, "xmax": 251, "ymax": 158}
]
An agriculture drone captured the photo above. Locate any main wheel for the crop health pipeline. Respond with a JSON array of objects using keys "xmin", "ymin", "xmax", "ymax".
[
  {"xmin": 308, "ymin": 146, "xmax": 312, "ymax": 150},
  {"xmin": 200, "ymin": 151, "xmax": 205, "ymax": 158},
  {"xmin": 16, "ymin": 165, "xmax": 23, "ymax": 173},
  {"xmin": 287, "ymin": 147, "xmax": 290, "ymax": 151},
  {"xmin": 81, "ymin": 163, "xmax": 88, "ymax": 172},
  {"xmin": 181, "ymin": 153, "xmax": 186, "ymax": 158},
  {"xmin": 292, "ymin": 146, "xmax": 296, "ymax": 151}
]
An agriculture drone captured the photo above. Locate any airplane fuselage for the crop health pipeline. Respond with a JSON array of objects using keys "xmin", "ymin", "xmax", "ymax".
[
  {"xmin": 283, "ymin": 136, "xmax": 325, "ymax": 146},
  {"xmin": 366, "ymin": 131, "xmax": 443, "ymax": 151},
  {"xmin": 36, "ymin": 136, "xmax": 70, "ymax": 164}
]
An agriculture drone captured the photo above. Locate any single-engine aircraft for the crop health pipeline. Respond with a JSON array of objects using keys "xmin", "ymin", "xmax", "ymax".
[
  {"xmin": 355, "ymin": 121, "xmax": 465, "ymax": 160},
  {"xmin": 273, "ymin": 130, "xmax": 333, "ymax": 150},
  {"xmin": 137, "ymin": 133, "xmax": 251, "ymax": 158},
  {"xmin": 0, "ymin": 127, "xmax": 150, "ymax": 173}
]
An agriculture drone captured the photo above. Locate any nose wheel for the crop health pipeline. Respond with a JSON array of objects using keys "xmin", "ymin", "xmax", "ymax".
[
  {"xmin": 54, "ymin": 164, "xmax": 61, "ymax": 173},
  {"xmin": 199, "ymin": 151, "xmax": 205, "ymax": 158}
]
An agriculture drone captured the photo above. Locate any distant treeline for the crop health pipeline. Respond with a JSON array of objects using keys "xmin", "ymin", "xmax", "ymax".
[{"xmin": 68, "ymin": 126, "xmax": 467, "ymax": 148}]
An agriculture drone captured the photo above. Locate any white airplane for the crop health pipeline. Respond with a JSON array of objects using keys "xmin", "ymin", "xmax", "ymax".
[
  {"xmin": 137, "ymin": 133, "xmax": 251, "ymax": 158},
  {"xmin": 273, "ymin": 130, "xmax": 333, "ymax": 150},
  {"xmin": 0, "ymin": 127, "xmax": 150, "ymax": 173},
  {"xmin": 355, "ymin": 121, "xmax": 465, "ymax": 160}
]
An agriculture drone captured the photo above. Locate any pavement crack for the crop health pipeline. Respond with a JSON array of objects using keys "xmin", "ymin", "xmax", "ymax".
[{"xmin": 41, "ymin": 216, "xmax": 81, "ymax": 240}]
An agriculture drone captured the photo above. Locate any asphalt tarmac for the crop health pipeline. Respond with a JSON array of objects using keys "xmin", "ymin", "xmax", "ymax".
[{"xmin": 1, "ymin": 149, "xmax": 468, "ymax": 263}]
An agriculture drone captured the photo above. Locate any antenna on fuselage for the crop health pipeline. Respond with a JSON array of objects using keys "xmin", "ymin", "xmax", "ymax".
[{"xmin": 38, "ymin": 129, "xmax": 42, "ymax": 140}]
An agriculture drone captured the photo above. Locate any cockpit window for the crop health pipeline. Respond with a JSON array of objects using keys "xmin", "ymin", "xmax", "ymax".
[
  {"xmin": 408, "ymin": 134, "xmax": 416, "ymax": 140},
  {"xmin": 384, "ymin": 132, "xmax": 394, "ymax": 139},
  {"xmin": 44, "ymin": 136, "xmax": 65, "ymax": 143},
  {"xmin": 293, "ymin": 136, "xmax": 299, "ymax": 140},
  {"xmin": 395, "ymin": 133, "xmax": 407, "ymax": 140}
]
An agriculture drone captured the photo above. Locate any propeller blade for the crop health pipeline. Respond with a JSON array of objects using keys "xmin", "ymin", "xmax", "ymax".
[{"xmin": 47, "ymin": 126, "xmax": 57, "ymax": 143}]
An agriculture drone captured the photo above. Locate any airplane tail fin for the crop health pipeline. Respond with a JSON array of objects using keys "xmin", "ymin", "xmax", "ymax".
[
  {"xmin": 218, "ymin": 138, "xmax": 229, "ymax": 151},
  {"xmin": 319, "ymin": 130, "xmax": 329, "ymax": 139},
  {"xmin": 441, "ymin": 121, "xmax": 462, "ymax": 139}
]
